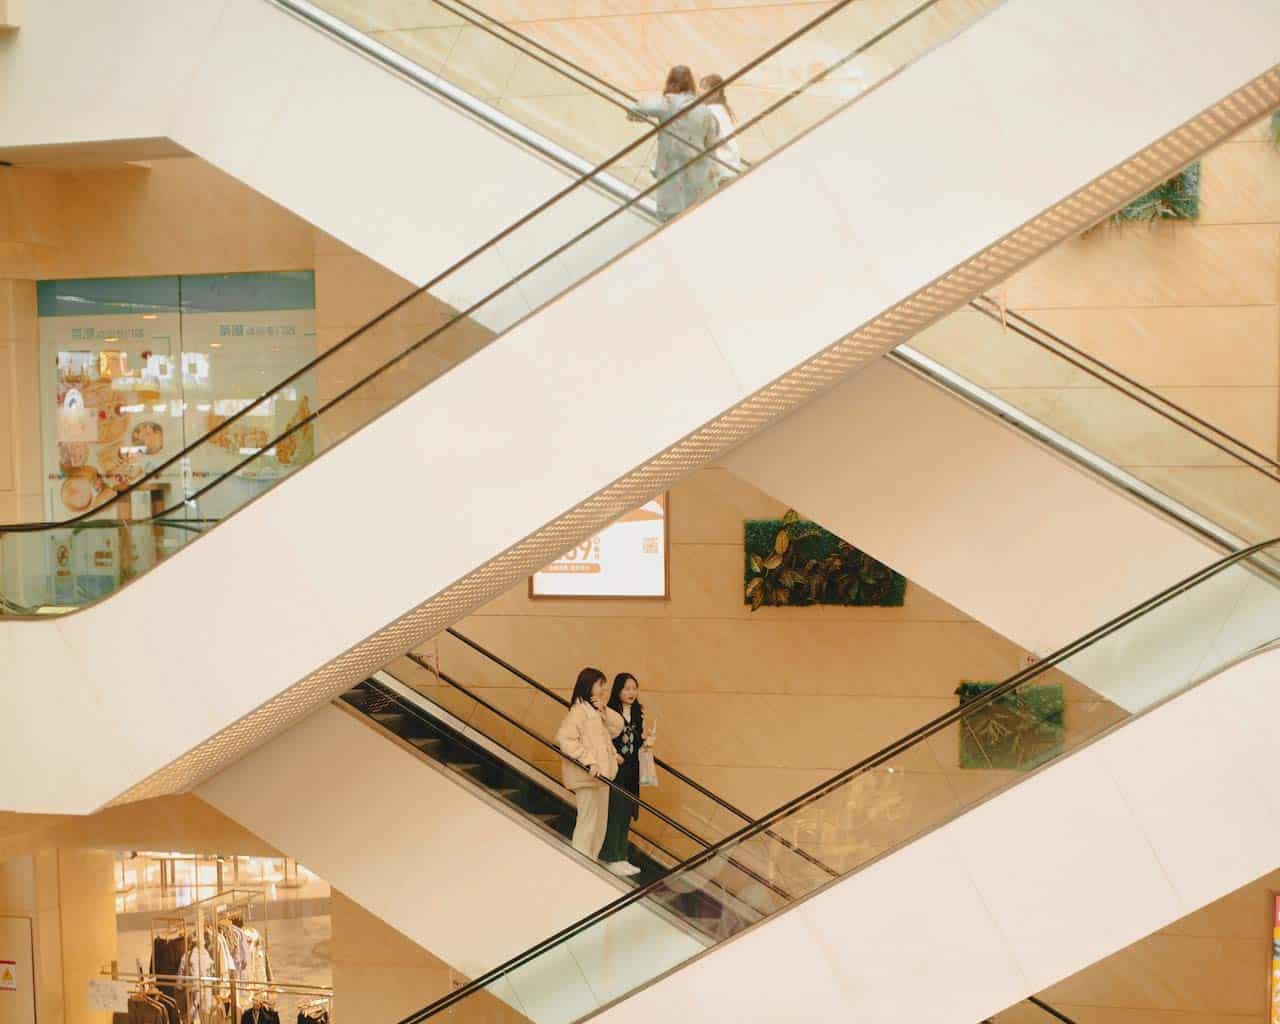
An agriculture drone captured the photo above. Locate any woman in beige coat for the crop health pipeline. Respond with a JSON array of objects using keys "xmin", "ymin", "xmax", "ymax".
[{"xmin": 556, "ymin": 667, "xmax": 625, "ymax": 858}]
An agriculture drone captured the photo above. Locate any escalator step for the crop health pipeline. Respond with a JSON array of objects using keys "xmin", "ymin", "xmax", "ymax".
[
  {"xmin": 408, "ymin": 736, "xmax": 444, "ymax": 753},
  {"xmin": 495, "ymin": 787, "xmax": 521, "ymax": 800},
  {"xmin": 449, "ymin": 762, "xmax": 483, "ymax": 776},
  {"xmin": 370, "ymin": 711, "xmax": 408, "ymax": 729}
]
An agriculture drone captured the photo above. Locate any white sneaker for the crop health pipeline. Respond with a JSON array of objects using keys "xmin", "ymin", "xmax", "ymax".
[{"xmin": 606, "ymin": 861, "xmax": 642, "ymax": 877}]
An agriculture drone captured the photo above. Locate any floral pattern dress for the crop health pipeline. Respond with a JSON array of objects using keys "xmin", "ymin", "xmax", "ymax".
[{"xmin": 629, "ymin": 92, "xmax": 720, "ymax": 221}]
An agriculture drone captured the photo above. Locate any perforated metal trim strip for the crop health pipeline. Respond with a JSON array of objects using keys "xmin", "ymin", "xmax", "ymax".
[{"xmin": 109, "ymin": 67, "xmax": 1280, "ymax": 807}]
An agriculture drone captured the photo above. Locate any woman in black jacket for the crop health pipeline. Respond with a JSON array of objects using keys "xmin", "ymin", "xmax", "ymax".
[{"xmin": 599, "ymin": 672, "xmax": 652, "ymax": 875}]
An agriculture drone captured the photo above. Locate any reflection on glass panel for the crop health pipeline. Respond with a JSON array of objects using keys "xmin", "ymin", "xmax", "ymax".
[
  {"xmin": 903, "ymin": 299, "xmax": 1280, "ymax": 548},
  {"xmin": 400, "ymin": 543, "xmax": 1280, "ymax": 1024},
  {"xmin": 2, "ymin": 0, "xmax": 1000, "ymax": 617},
  {"xmin": 305, "ymin": 0, "xmax": 651, "ymax": 170},
  {"xmin": 36, "ymin": 272, "xmax": 317, "ymax": 523}
]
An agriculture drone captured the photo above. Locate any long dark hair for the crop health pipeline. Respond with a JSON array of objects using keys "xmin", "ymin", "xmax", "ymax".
[
  {"xmin": 607, "ymin": 672, "xmax": 644, "ymax": 735},
  {"xmin": 570, "ymin": 667, "xmax": 607, "ymax": 707},
  {"xmin": 664, "ymin": 65, "xmax": 696, "ymax": 96}
]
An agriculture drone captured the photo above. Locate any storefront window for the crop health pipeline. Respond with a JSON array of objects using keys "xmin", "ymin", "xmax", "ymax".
[
  {"xmin": 37, "ymin": 271, "xmax": 317, "ymax": 524},
  {"xmin": 15, "ymin": 272, "xmax": 317, "ymax": 609}
]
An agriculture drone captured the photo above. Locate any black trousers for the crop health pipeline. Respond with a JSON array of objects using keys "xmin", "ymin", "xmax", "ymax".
[{"xmin": 600, "ymin": 764, "xmax": 639, "ymax": 863}]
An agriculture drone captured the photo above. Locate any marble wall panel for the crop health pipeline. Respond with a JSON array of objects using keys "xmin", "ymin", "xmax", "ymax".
[
  {"xmin": 987, "ymin": 115, "xmax": 1280, "ymax": 467},
  {"xmin": 30, "ymin": 161, "xmax": 313, "ymax": 281},
  {"xmin": 1045, "ymin": 933, "xmax": 1266, "ymax": 1016},
  {"xmin": 496, "ymin": 4, "xmax": 833, "ymax": 93},
  {"xmin": 987, "ymin": 868, "xmax": 1280, "ymax": 1024},
  {"xmin": 1199, "ymin": 139, "xmax": 1280, "ymax": 225},
  {"xmin": 1005, "ymin": 224, "xmax": 1280, "ymax": 310},
  {"xmin": 425, "ymin": 467, "xmax": 1124, "ymax": 837},
  {"xmin": 1000, "ymin": 306, "xmax": 1279, "ymax": 388},
  {"xmin": 331, "ymin": 890, "xmax": 528, "ymax": 1024}
]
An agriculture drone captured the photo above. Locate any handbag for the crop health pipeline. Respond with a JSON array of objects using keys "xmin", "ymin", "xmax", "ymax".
[{"xmin": 638, "ymin": 748, "xmax": 659, "ymax": 787}]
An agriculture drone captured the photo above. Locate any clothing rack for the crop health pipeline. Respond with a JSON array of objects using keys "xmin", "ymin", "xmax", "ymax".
[
  {"xmin": 106, "ymin": 970, "xmax": 332, "ymax": 996},
  {"xmin": 106, "ymin": 969, "xmax": 333, "ymax": 1022},
  {"xmin": 146, "ymin": 888, "xmax": 273, "ymax": 1022}
]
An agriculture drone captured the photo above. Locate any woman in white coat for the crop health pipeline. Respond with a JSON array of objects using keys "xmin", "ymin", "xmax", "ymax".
[
  {"xmin": 555, "ymin": 667, "xmax": 624, "ymax": 858},
  {"xmin": 700, "ymin": 73, "xmax": 744, "ymax": 185},
  {"xmin": 627, "ymin": 65, "xmax": 720, "ymax": 221}
]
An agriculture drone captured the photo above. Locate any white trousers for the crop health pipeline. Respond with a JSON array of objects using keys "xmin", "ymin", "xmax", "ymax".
[{"xmin": 571, "ymin": 783, "xmax": 610, "ymax": 858}]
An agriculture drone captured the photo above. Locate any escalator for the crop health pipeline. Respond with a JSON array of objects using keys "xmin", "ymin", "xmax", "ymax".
[
  {"xmin": 388, "ymin": 540, "xmax": 1280, "ymax": 1024},
  {"xmin": 0, "ymin": 0, "xmax": 657, "ymax": 285},
  {"xmin": 3, "ymin": 0, "xmax": 1279, "ymax": 816},
  {"xmin": 199, "ymin": 628, "xmax": 826, "ymax": 973},
  {"xmin": 200, "ymin": 624, "xmax": 1083, "ymax": 1024},
  {"xmin": 724, "ymin": 296, "xmax": 1280, "ymax": 701}
]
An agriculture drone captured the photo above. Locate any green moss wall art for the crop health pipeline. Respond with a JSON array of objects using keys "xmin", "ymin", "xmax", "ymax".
[
  {"xmin": 743, "ymin": 509, "xmax": 906, "ymax": 610},
  {"xmin": 1111, "ymin": 161, "xmax": 1201, "ymax": 224},
  {"xmin": 955, "ymin": 681, "xmax": 1064, "ymax": 771}
]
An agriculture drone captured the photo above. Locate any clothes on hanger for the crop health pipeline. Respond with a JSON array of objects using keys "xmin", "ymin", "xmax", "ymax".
[
  {"xmin": 128, "ymin": 986, "xmax": 179, "ymax": 1024},
  {"xmin": 180, "ymin": 942, "xmax": 217, "ymax": 1023},
  {"xmin": 203, "ymin": 1000, "xmax": 233, "ymax": 1024},
  {"xmin": 150, "ymin": 934, "xmax": 187, "ymax": 1021},
  {"xmin": 127, "ymin": 992, "xmax": 169, "ymax": 1024},
  {"xmin": 296, "ymin": 998, "xmax": 330, "ymax": 1024},
  {"xmin": 240, "ymin": 1002, "xmax": 280, "ymax": 1024},
  {"xmin": 220, "ymin": 920, "xmax": 249, "ymax": 972},
  {"xmin": 240, "ymin": 927, "xmax": 271, "ymax": 985}
]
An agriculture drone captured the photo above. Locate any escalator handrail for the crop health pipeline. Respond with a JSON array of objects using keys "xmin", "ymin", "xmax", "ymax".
[
  {"xmin": 437, "ymin": 0, "xmax": 640, "ymax": 108},
  {"xmin": 1027, "ymin": 996, "xmax": 1079, "ymax": 1024},
  {"xmin": 889, "ymin": 346, "xmax": 1280, "ymax": 581},
  {"xmin": 444, "ymin": 627, "xmax": 840, "ymax": 880},
  {"xmin": 445, "ymin": 628, "xmax": 751, "ymax": 815},
  {"xmin": 269, "ymin": 0, "xmax": 647, "ymax": 208},
  {"xmin": 353, "ymin": 674, "xmax": 704, "ymax": 879},
  {"xmin": 429, "ymin": 0, "xmax": 744, "ymax": 181},
  {"xmin": 401, "ymin": 653, "xmax": 796, "ymax": 903},
  {"xmin": 969, "ymin": 296, "xmax": 1280, "ymax": 476},
  {"xmin": 397, "ymin": 536, "xmax": 1280, "ymax": 1022},
  {"xmin": 401, "ymin": 660, "xmax": 778, "ymax": 890},
  {"xmin": 0, "ymin": 0, "xmax": 943, "ymax": 536}
]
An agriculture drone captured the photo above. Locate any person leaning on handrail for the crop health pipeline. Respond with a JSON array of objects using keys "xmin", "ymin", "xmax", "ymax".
[{"xmin": 626, "ymin": 65, "xmax": 720, "ymax": 221}]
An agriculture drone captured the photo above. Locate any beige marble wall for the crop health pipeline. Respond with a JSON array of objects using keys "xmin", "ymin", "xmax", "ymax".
[
  {"xmin": 410, "ymin": 465, "xmax": 1118, "ymax": 877},
  {"xmin": 472, "ymin": 0, "xmax": 834, "ymax": 93},
  {"xmin": 0, "ymin": 167, "xmax": 49, "ymax": 523},
  {"xmin": 319, "ymin": 0, "xmax": 996, "ymax": 172},
  {"xmin": 0, "ymin": 849, "xmax": 116, "ymax": 1024},
  {"xmin": 996, "ymin": 866, "xmax": 1280, "ymax": 1024},
  {"xmin": 1000, "ymin": 115, "xmax": 1280, "ymax": 462},
  {"xmin": 331, "ymin": 890, "xmax": 526, "ymax": 1023},
  {"xmin": 0, "ymin": 157, "xmax": 427, "ymax": 522},
  {"xmin": 0, "ymin": 280, "xmax": 40, "ymax": 523},
  {"xmin": 0, "ymin": 795, "xmax": 281, "ymax": 861}
]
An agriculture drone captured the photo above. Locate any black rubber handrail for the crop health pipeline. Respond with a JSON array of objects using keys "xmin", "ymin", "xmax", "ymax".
[
  {"xmin": 446, "ymin": 628, "xmax": 752, "ymax": 817},
  {"xmin": 398, "ymin": 652, "xmax": 793, "ymax": 905},
  {"xmin": 445, "ymin": 627, "xmax": 840, "ymax": 881},
  {"xmin": 432, "ymin": 0, "xmax": 746, "ymax": 181},
  {"xmin": 968, "ymin": 295, "xmax": 1280, "ymax": 476},
  {"xmin": 349, "ymin": 676, "xmax": 706, "ymax": 888},
  {"xmin": 438, "ymin": 0, "xmax": 639, "ymax": 108},
  {"xmin": 397, "ymin": 537, "xmax": 1280, "ymax": 1022},
  {"xmin": 0, "ymin": 0, "xmax": 942, "ymax": 536},
  {"xmin": 1027, "ymin": 996, "xmax": 1079, "ymax": 1024}
]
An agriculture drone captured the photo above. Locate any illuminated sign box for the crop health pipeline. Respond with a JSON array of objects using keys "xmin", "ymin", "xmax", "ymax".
[{"xmin": 530, "ymin": 495, "xmax": 668, "ymax": 599}]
